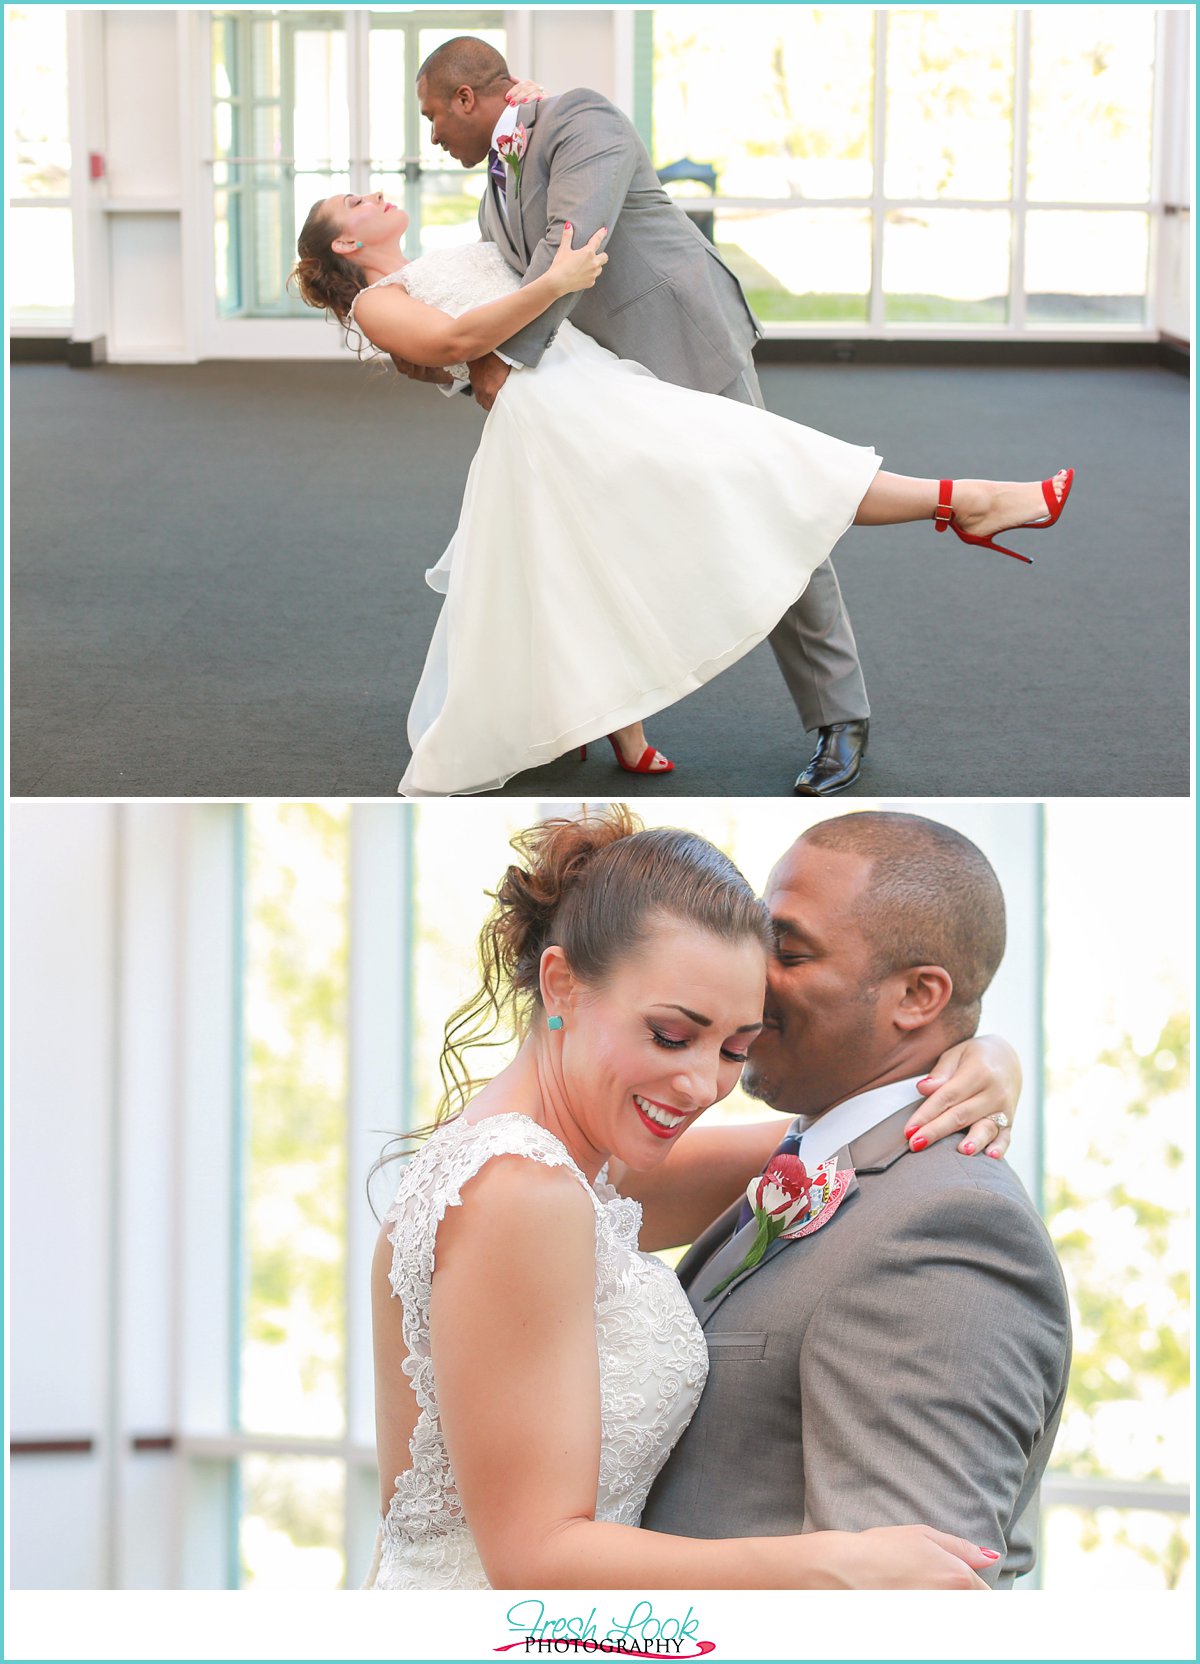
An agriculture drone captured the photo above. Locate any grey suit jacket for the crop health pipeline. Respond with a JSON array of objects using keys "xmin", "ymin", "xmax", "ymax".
[
  {"xmin": 478, "ymin": 87, "xmax": 760, "ymax": 391},
  {"xmin": 640, "ymin": 1103, "xmax": 1073, "ymax": 1588}
]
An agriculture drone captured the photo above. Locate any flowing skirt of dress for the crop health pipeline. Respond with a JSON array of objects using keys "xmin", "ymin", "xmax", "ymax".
[{"xmin": 398, "ymin": 321, "xmax": 882, "ymax": 797}]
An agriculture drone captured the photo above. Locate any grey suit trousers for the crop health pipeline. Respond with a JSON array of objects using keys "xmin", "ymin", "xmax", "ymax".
[{"xmin": 720, "ymin": 365, "xmax": 869, "ymax": 731}]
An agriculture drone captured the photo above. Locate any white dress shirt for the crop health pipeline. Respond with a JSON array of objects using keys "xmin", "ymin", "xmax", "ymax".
[{"xmin": 790, "ymin": 1076, "xmax": 926, "ymax": 1173}]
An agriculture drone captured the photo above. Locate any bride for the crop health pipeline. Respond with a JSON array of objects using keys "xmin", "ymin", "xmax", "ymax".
[
  {"xmin": 363, "ymin": 807, "xmax": 1023, "ymax": 1589},
  {"xmin": 292, "ymin": 191, "xmax": 1072, "ymax": 799}
]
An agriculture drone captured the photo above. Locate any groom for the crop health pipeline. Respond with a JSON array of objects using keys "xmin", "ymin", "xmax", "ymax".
[
  {"xmin": 637, "ymin": 812, "xmax": 1072, "ymax": 1586},
  {"xmin": 407, "ymin": 36, "xmax": 872, "ymax": 796}
]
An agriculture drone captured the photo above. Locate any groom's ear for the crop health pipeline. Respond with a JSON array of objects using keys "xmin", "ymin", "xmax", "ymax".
[
  {"xmin": 453, "ymin": 81, "xmax": 478, "ymax": 113},
  {"xmin": 890, "ymin": 964, "xmax": 954, "ymax": 1033}
]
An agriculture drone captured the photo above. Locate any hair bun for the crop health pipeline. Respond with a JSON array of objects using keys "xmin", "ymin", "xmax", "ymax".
[{"xmin": 491, "ymin": 806, "xmax": 641, "ymax": 992}]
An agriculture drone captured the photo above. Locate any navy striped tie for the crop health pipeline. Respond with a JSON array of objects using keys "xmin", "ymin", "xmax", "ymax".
[{"xmin": 734, "ymin": 1128, "xmax": 805, "ymax": 1232}]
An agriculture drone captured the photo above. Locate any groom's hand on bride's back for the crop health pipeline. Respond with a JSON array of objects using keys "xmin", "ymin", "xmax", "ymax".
[{"xmin": 468, "ymin": 352, "xmax": 512, "ymax": 410}]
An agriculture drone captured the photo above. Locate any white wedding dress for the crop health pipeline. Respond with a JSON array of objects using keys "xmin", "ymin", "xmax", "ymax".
[
  {"xmin": 357, "ymin": 243, "xmax": 882, "ymax": 797},
  {"xmin": 362, "ymin": 1113, "xmax": 709, "ymax": 1590}
]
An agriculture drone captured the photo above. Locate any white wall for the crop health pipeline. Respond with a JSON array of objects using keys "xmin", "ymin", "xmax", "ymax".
[
  {"xmin": 9, "ymin": 803, "xmax": 201, "ymax": 1589},
  {"xmin": 81, "ymin": 10, "xmax": 192, "ymax": 360},
  {"xmin": 528, "ymin": 6, "xmax": 618, "ymax": 101},
  {"xmin": 9, "ymin": 804, "xmax": 118, "ymax": 1587}
]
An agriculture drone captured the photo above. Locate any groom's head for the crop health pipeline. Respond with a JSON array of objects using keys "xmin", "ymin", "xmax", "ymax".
[
  {"xmin": 742, "ymin": 812, "xmax": 1006, "ymax": 1121},
  {"xmin": 417, "ymin": 37, "xmax": 515, "ymax": 168}
]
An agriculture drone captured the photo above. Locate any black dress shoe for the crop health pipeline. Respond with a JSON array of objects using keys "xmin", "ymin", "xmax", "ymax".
[{"xmin": 793, "ymin": 720, "xmax": 869, "ymax": 796}]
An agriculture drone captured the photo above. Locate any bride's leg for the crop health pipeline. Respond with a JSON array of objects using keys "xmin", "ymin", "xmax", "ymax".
[
  {"xmin": 853, "ymin": 471, "xmax": 1070, "ymax": 532},
  {"xmin": 610, "ymin": 721, "xmax": 672, "ymax": 771}
]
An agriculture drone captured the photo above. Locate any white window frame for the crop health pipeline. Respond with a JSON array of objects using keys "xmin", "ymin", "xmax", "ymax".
[{"xmin": 648, "ymin": 6, "xmax": 1181, "ymax": 344}]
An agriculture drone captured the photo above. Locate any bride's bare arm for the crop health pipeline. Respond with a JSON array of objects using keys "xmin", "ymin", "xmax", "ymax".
[
  {"xmin": 354, "ymin": 225, "xmax": 607, "ymax": 367},
  {"xmin": 613, "ymin": 1033, "xmax": 1025, "ymax": 1252},
  {"xmin": 430, "ymin": 1156, "xmax": 991, "ymax": 1590}
]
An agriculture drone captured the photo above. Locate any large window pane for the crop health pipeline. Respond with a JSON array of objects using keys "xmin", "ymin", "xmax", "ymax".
[
  {"xmin": 884, "ymin": 8, "xmax": 1014, "ymax": 200},
  {"xmin": 368, "ymin": 23, "xmax": 407, "ymax": 167},
  {"xmin": 716, "ymin": 206, "xmax": 871, "ymax": 324},
  {"xmin": 239, "ymin": 1455, "xmax": 346, "ymax": 1589},
  {"xmin": 214, "ymin": 189, "xmax": 242, "ymax": 315},
  {"xmin": 652, "ymin": 7, "xmax": 874, "ymax": 198},
  {"xmin": 1027, "ymin": 8, "xmax": 1155, "ymax": 203},
  {"xmin": 4, "ymin": 5, "xmax": 71, "ymax": 198},
  {"xmin": 884, "ymin": 207, "xmax": 1010, "ymax": 324},
  {"xmin": 6, "ymin": 205, "xmax": 73, "ymax": 320},
  {"xmin": 409, "ymin": 172, "xmax": 490, "ymax": 255},
  {"xmin": 295, "ymin": 24, "xmax": 348, "ymax": 169},
  {"xmin": 6, "ymin": 5, "xmax": 73, "ymax": 331},
  {"xmin": 1042, "ymin": 1507, "xmax": 1192, "ymax": 1592},
  {"xmin": 1025, "ymin": 211, "xmax": 1148, "ymax": 328},
  {"xmin": 241, "ymin": 804, "xmax": 350, "ymax": 1439},
  {"xmin": 1042, "ymin": 804, "xmax": 1191, "ymax": 1589},
  {"xmin": 211, "ymin": 12, "xmax": 348, "ymax": 317}
]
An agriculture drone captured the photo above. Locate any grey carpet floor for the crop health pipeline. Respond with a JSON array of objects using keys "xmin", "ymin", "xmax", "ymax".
[{"xmin": 10, "ymin": 357, "xmax": 1190, "ymax": 798}]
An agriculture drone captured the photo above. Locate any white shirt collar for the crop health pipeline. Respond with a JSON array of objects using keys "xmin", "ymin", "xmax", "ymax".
[
  {"xmin": 790, "ymin": 1076, "xmax": 926, "ymax": 1172},
  {"xmin": 490, "ymin": 101, "xmax": 519, "ymax": 151}
]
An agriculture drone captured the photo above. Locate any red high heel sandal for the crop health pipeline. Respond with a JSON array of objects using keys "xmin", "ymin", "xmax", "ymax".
[
  {"xmin": 933, "ymin": 468, "xmax": 1074, "ymax": 566},
  {"xmin": 577, "ymin": 738, "xmax": 676, "ymax": 774}
]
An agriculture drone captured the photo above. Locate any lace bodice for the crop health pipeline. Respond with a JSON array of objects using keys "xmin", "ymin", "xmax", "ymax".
[
  {"xmin": 352, "ymin": 242, "xmax": 521, "ymax": 382},
  {"xmin": 365, "ymin": 1113, "xmax": 709, "ymax": 1589}
]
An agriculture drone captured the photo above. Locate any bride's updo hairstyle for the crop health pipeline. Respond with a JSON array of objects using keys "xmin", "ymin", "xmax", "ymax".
[
  {"xmin": 437, "ymin": 805, "xmax": 772, "ymax": 1125},
  {"xmin": 290, "ymin": 198, "xmax": 368, "ymax": 348}
]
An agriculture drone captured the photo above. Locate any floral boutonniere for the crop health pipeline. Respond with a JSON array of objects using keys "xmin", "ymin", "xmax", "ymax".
[
  {"xmin": 705, "ymin": 1154, "xmax": 814, "ymax": 1301},
  {"xmin": 496, "ymin": 125, "xmax": 527, "ymax": 192}
]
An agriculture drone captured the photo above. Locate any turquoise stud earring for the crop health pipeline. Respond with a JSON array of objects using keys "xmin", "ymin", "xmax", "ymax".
[
  {"xmin": 547, "ymin": 1015, "xmax": 564, "ymax": 1031},
  {"xmin": 355, "ymin": 241, "xmax": 363, "ymax": 249}
]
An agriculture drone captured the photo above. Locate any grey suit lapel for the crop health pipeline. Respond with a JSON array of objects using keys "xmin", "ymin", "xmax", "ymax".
[{"xmin": 686, "ymin": 1100, "xmax": 922, "ymax": 1325}]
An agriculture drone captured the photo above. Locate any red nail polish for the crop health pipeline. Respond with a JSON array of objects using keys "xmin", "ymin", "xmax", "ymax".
[
  {"xmin": 988, "ymin": 1148, "xmax": 1003, "ymax": 1158},
  {"xmin": 961, "ymin": 1141, "xmax": 976, "ymax": 1156},
  {"xmin": 903, "ymin": 1123, "xmax": 918, "ymax": 1138},
  {"xmin": 909, "ymin": 1133, "xmax": 928, "ymax": 1151},
  {"xmin": 980, "ymin": 1547, "xmax": 1000, "ymax": 1559}
]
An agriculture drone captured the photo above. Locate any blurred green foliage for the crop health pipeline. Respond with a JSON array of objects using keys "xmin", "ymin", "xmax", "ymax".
[
  {"xmin": 1044, "ymin": 1009, "xmax": 1191, "ymax": 1588},
  {"xmin": 243, "ymin": 803, "xmax": 349, "ymax": 1436}
]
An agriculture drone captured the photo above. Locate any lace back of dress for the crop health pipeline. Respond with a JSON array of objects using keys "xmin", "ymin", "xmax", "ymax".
[{"xmin": 379, "ymin": 1116, "xmax": 601, "ymax": 1544}]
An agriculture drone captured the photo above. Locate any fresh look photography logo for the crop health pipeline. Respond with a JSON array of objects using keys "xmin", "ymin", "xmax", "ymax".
[{"xmin": 494, "ymin": 1599, "xmax": 716, "ymax": 1658}]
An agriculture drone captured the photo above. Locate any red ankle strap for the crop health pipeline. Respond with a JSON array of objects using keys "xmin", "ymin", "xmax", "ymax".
[{"xmin": 933, "ymin": 479, "xmax": 954, "ymax": 531}]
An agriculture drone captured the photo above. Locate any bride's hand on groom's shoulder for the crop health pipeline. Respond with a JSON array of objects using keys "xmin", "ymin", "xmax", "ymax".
[
  {"xmin": 506, "ymin": 79, "xmax": 547, "ymax": 106},
  {"xmin": 906, "ymin": 1033, "xmax": 1021, "ymax": 1161}
]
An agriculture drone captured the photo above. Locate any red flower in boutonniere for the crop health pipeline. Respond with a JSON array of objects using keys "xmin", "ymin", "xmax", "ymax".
[
  {"xmin": 496, "ymin": 125, "xmax": 527, "ymax": 191},
  {"xmin": 704, "ymin": 1153, "xmax": 814, "ymax": 1301}
]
